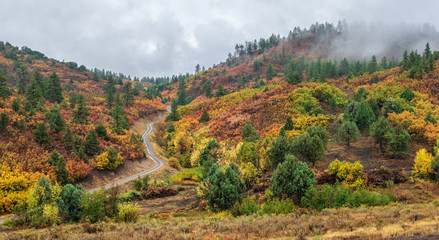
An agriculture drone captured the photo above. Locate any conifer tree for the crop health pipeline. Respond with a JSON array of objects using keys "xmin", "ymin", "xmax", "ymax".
[
  {"xmin": 370, "ymin": 117, "xmax": 393, "ymax": 153},
  {"xmin": 25, "ymin": 77, "xmax": 43, "ymax": 108},
  {"xmin": 0, "ymin": 71, "xmax": 12, "ymax": 99},
  {"xmin": 47, "ymin": 72, "xmax": 63, "ymax": 103},
  {"xmin": 0, "ymin": 113, "xmax": 9, "ymax": 131},
  {"xmin": 85, "ymin": 130, "xmax": 100, "ymax": 155},
  {"xmin": 214, "ymin": 84, "xmax": 228, "ymax": 97},
  {"xmin": 165, "ymin": 99, "xmax": 180, "ymax": 121},
  {"xmin": 47, "ymin": 105, "xmax": 65, "ymax": 134},
  {"xmin": 199, "ymin": 109, "xmax": 210, "ymax": 123},
  {"xmin": 122, "ymin": 81, "xmax": 134, "ymax": 106},
  {"xmin": 241, "ymin": 122, "xmax": 260, "ymax": 142},
  {"xmin": 265, "ymin": 63, "xmax": 276, "ymax": 80},
  {"xmin": 71, "ymin": 95, "xmax": 90, "ymax": 124},
  {"xmin": 46, "ymin": 150, "xmax": 70, "ymax": 185},
  {"xmin": 336, "ymin": 121, "xmax": 360, "ymax": 147},
  {"xmin": 284, "ymin": 116, "xmax": 294, "ymax": 131},
  {"xmin": 267, "ymin": 129, "xmax": 293, "ymax": 169},
  {"xmin": 95, "ymin": 124, "xmax": 107, "ymax": 139},
  {"xmin": 111, "ymin": 95, "xmax": 129, "ymax": 134},
  {"xmin": 33, "ymin": 122, "xmax": 51, "ymax": 145},
  {"xmin": 105, "ymin": 75, "xmax": 116, "ymax": 108}
]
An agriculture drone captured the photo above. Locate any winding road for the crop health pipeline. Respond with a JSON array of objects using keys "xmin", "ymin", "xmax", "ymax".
[
  {"xmin": 89, "ymin": 105, "xmax": 171, "ymax": 192},
  {"xmin": 0, "ymin": 106, "xmax": 170, "ymax": 226}
]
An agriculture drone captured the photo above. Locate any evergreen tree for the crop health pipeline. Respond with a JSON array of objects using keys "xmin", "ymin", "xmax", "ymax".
[
  {"xmin": 85, "ymin": 130, "xmax": 100, "ymax": 156},
  {"xmin": 370, "ymin": 117, "xmax": 394, "ymax": 153},
  {"xmin": 111, "ymin": 95, "xmax": 129, "ymax": 134},
  {"xmin": 267, "ymin": 129, "xmax": 293, "ymax": 169},
  {"xmin": 105, "ymin": 75, "xmax": 116, "ymax": 108},
  {"xmin": 383, "ymin": 98, "xmax": 403, "ymax": 117},
  {"xmin": 306, "ymin": 125, "xmax": 330, "ymax": 149},
  {"xmin": 368, "ymin": 55, "xmax": 378, "ymax": 74},
  {"xmin": 284, "ymin": 116, "xmax": 294, "ymax": 131},
  {"xmin": 241, "ymin": 122, "xmax": 260, "ymax": 142},
  {"xmin": 33, "ymin": 122, "xmax": 51, "ymax": 145},
  {"xmin": 400, "ymin": 87, "xmax": 415, "ymax": 102},
  {"xmin": 165, "ymin": 99, "xmax": 180, "ymax": 121},
  {"xmin": 270, "ymin": 155, "xmax": 316, "ymax": 198},
  {"xmin": 122, "ymin": 81, "xmax": 134, "ymax": 106},
  {"xmin": 177, "ymin": 79, "xmax": 188, "ymax": 105},
  {"xmin": 291, "ymin": 132, "xmax": 325, "ymax": 166},
  {"xmin": 336, "ymin": 121, "xmax": 360, "ymax": 147},
  {"xmin": 353, "ymin": 87, "xmax": 367, "ymax": 102},
  {"xmin": 425, "ymin": 111, "xmax": 437, "ymax": 124},
  {"xmin": 47, "ymin": 105, "xmax": 65, "ymax": 134},
  {"xmin": 92, "ymin": 72, "xmax": 100, "ymax": 82},
  {"xmin": 46, "ymin": 150, "xmax": 70, "ymax": 185},
  {"xmin": 166, "ymin": 122, "xmax": 175, "ymax": 133},
  {"xmin": 388, "ymin": 126, "xmax": 410, "ymax": 157},
  {"xmin": 0, "ymin": 113, "xmax": 9, "ymax": 131},
  {"xmin": 71, "ymin": 94, "xmax": 90, "ymax": 124},
  {"xmin": 25, "ymin": 77, "xmax": 43, "ymax": 108},
  {"xmin": 11, "ymin": 98, "xmax": 20, "ymax": 112},
  {"xmin": 63, "ymin": 126, "xmax": 73, "ymax": 146},
  {"xmin": 354, "ymin": 101, "xmax": 376, "ymax": 132},
  {"xmin": 265, "ymin": 63, "xmax": 276, "ymax": 80},
  {"xmin": 57, "ymin": 184, "xmax": 85, "ymax": 221},
  {"xmin": 199, "ymin": 139, "xmax": 221, "ymax": 178},
  {"xmin": 0, "ymin": 71, "xmax": 12, "ymax": 99},
  {"xmin": 95, "ymin": 124, "xmax": 107, "ymax": 139},
  {"xmin": 214, "ymin": 84, "xmax": 228, "ymax": 97},
  {"xmin": 338, "ymin": 58, "xmax": 350, "ymax": 76},
  {"xmin": 199, "ymin": 109, "xmax": 210, "ymax": 123},
  {"xmin": 47, "ymin": 72, "xmax": 63, "ymax": 103},
  {"xmin": 16, "ymin": 67, "xmax": 29, "ymax": 94}
]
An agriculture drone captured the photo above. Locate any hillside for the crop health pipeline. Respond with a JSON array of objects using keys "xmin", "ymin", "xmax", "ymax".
[
  {"xmin": 3, "ymin": 22, "xmax": 439, "ymax": 240},
  {"xmin": 0, "ymin": 41, "xmax": 166, "ymax": 213}
]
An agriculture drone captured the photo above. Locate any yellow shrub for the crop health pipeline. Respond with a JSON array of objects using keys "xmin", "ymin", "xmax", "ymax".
[
  {"xmin": 412, "ymin": 148, "xmax": 434, "ymax": 179},
  {"xmin": 91, "ymin": 148, "xmax": 123, "ymax": 171},
  {"xmin": 329, "ymin": 159, "xmax": 364, "ymax": 189}
]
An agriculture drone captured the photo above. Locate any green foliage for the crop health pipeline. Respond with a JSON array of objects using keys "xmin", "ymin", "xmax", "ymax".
[
  {"xmin": 25, "ymin": 77, "xmax": 43, "ymax": 108},
  {"xmin": 238, "ymin": 142, "xmax": 260, "ymax": 169},
  {"xmin": 432, "ymin": 155, "xmax": 439, "ymax": 181},
  {"xmin": 265, "ymin": 63, "xmax": 276, "ymax": 80},
  {"xmin": 267, "ymin": 129, "xmax": 293, "ymax": 169},
  {"xmin": 122, "ymin": 81, "xmax": 134, "ymax": 106},
  {"xmin": 46, "ymin": 150, "xmax": 71, "ymax": 185},
  {"xmin": 206, "ymin": 163, "xmax": 245, "ymax": 211},
  {"xmin": 199, "ymin": 139, "xmax": 221, "ymax": 179},
  {"xmin": 305, "ymin": 125, "xmax": 330, "ymax": 149},
  {"xmin": 424, "ymin": 111, "xmax": 437, "ymax": 124},
  {"xmin": 116, "ymin": 203, "xmax": 140, "ymax": 223},
  {"xmin": 169, "ymin": 167, "xmax": 203, "ymax": 182},
  {"xmin": 95, "ymin": 124, "xmax": 107, "ymax": 139},
  {"xmin": 301, "ymin": 184, "xmax": 393, "ymax": 210},
  {"xmin": 370, "ymin": 117, "xmax": 394, "ymax": 153},
  {"xmin": 111, "ymin": 96, "xmax": 130, "ymax": 134},
  {"xmin": 241, "ymin": 122, "xmax": 260, "ymax": 142},
  {"xmin": 214, "ymin": 84, "xmax": 228, "ymax": 97},
  {"xmin": 400, "ymin": 87, "xmax": 415, "ymax": 102},
  {"xmin": 336, "ymin": 120, "xmax": 360, "ymax": 147},
  {"xmin": 290, "ymin": 87, "xmax": 322, "ymax": 115},
  {"xmin": 84, "ymin": 130, "xmax": 100, "ymax": 156},
  {"xmin": 383, "ymin": 98, "xmax": 403, "ymax": 117},
  {"xmin": 166, "ymin": 122, "xmax": 175, "ymax": 133},
  {"xmin": 270, "ymin": 155, "xmax": 316, "ymax": 199},
  {"xmin": 166, "ymin": 100, "xmax": 180, "ymax": 121},
  {"xmin": 71, "ymin": 94, "xmax": 90, "ymax": 124},
  {"xmin": 47, "ymin": 72, "xmax": 63, "ymax": 103},
  {"xmin": 80, "ymin": 190, "xmax": 106, "ymax": 223},
  {"xmin": 133, "ymin": 175, "xmax": 150, "ymax": 191},
  {"xmin": 284, "ymin": 116, "xmax": 294, "ymax": 131},
  {"xmin": 388, "ymin": 126, "xmax": 410, "ymax": 157},
  {"xmin": 47, "ymin": 105, "xmax": 65, "ymax": 134},
  {"xmin": 33, "ymin": 122, "xmax": 51, "ymax": 145},
  {"xmin": 57, "ymin": 184, "xmax": 85, "ymax": 221},
  {"xmin": 0, "ymin": 112, "xmax": 9, "ymax": 131},
  {"xmin": 107, "ymin": 146, "xmax": 122, "ymax": 171},
  {"xmin": 292, "ymin": 132, "xmax": 325, "ymax": 166},
  {"xmin": 353, "ymin": 87, "xmax": 367, "ymax": 102},
  {"xmin": 329, "ymin": 159, "xmax": 364, "ymax": 189},
  {"xmin": 199, "ymin": 109, "xmax": 210, "ymax": 123},
  {"xmin": 0, "ymin": 71, "xmax": 12, "ymax": 99}
]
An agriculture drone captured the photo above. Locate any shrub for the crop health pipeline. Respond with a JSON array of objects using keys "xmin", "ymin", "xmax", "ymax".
[
  {"xmin": 91, "ymin": 147, "xmax": 123, "ymax": 171},
  {"xmin": 412, "ymin": 148, "xmax": 434, "ymax": 179},
  {"xmin": 41, "ymin": 204, "xmax": 60, "ymax": 226},
  {"xmin": 169, "ymin": 167, "xmax": 203, "ymax": 182},
  {"xmin": 117, "ymin": 190, "xmax": 141, "ymax": 202},
  {"xmin": 57, "ymin": 184, "xmax": 85, "ymax": 221},
  {"xmin": 260, "ymin": 198, "xmax": 295, "ymax": 215},
  {"xmin": 328, "ymin": 159, "xmax": 364, "ymax": 189},
  {"xmin": 80, "ymin": 190, "xmax": 106, "ymax": 223},
  {"xmin": 232, "ymin": 196, "xmax": 259, "ymax": 216},
  {"xmin": 270, "ymin": 155, "xmax": 316, "ymax": 199},
  {"xmin": 116, "ymin": 203, "xmax": 140, "ymax": 223},
  {"xmin": 95, "ymin": 124, "xmax": 107, "ymax": 139}
]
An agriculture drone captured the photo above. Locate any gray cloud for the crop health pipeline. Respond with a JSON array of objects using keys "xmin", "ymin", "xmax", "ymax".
[{"xmin": 0, "ymin": 0, "xmax": 438, "ymax": 77}]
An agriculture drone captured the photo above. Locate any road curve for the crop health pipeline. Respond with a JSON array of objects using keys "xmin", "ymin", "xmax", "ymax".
[
  {"xmin": 89, "ymin": 105, "xmax": 171, "ymax": 192},
  {"xmin": 0, "ymin": 106, "xmax": 171, "ymax": 225}
]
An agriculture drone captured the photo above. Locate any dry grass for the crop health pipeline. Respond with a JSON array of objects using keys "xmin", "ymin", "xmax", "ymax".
[{"xmin": 4, "ymin": 201, "xmax": 439, "ymax": 240}]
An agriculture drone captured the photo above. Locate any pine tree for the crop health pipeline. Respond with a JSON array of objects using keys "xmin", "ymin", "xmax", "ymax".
[
  {"xmin": 33, "ymin": 122, "xmax": 51, "ymax": 145},
  {"xmin": 0, "ymin": 71, "xmax": 12, "ymax": 99},
  {"xmin": 267, "ymin": 129, "xmax": 293, "ymax": 169},
  {"xmin": 425, "ymin": 111, "xmax": 437, "ymax": 124},
  {"xmin": 177, "ymin": 79, "xmax": 188, "ymax": 105},
  {"xmin": 241, "ymin": 122, "xmax": 260, "ymax": 142},
  {"xmin": 16, "ymin": 67, "xmax": 29, "ymax": 94},
  {"xmin": 388, "ymin": 126, "xmax": 410, "ymax": 157},
  {"xmin": 165, "ymin": 99, "xmax": 180, "ymax": 121},
  {"xmin": 368, "ymin": 55, "xmax": 378, "ymax": 74},
  {"xmin": 95, "ymin": 124, "xmax": 107, "ymax": 139},
  {"xmin": 199, "ymin": 109, "xmax": 210, "ymax": 123},
  {"xmin": 336, "ymin": 121, "xmax": 360, "ymax": 147},
  {"xmin": 284, "ymin": 116, "xmax": 294, "ymax": 131},
  {"xmin": 85, "ymin": 130, "xmax": 100, "ymax": 156},
  {"xmin": 71, "ymin": 95, "xmax": 90, "ymax": 124},
  {"xmin": 122, "ymin": 81, "xmax": 134, "ymax": 106},
  {"xmin": 265, "ymin": 63, "xmax": 276, "ymax": 80},
  {"xmin": 46, "ymin": 150, "xmax": 70, "ymax": 185},
  {"xmin": 400, "ymin": 87, "xmax": 415, "ymax": 102},
  {"xmin": 63, "ymin": 126, "xmax": 73, "ymax": 147},
  {"xmin": 111, "ymin": 95, "xmax": 129, "ymax": 134},
  {"xmin": 214, "ymin": 84, "xmax": 228, "ymax": 97},
  {"xmin": 291, "ymin": 132, "xmax": 325, "ymax": 167},
  {"xmin": 105, "ymin": 75, "xmax": 116, "ymax": 108},
  {"xmin": 47, "ymin": 72, "xmax": 63, "ymax": 103},
  {"xmin": 92, "ymin": 72, "xmax": 100, "ymax": 82},
  {"xmin": 354, "ymin": 101, "xmax": 375, "ymax": 132},
  {"xmin": 25, "ymin": 77, "xmax": 43, "ymax": 108},
  {"xmin": 47, "ymin": 105, "xmax": 65, "ymax": 134},
  {"xmin": 370, "ymin": 117, "xmax": 394, "ymax": 153},
  {"xmin": 0, "ymin": 113, "xmax": 9, "ymax": 132}
]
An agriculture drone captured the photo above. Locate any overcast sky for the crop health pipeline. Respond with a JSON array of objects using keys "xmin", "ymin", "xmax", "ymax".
[{"xmin": 0, "ymin": 0, "xmax": 438, "ymax": 77}]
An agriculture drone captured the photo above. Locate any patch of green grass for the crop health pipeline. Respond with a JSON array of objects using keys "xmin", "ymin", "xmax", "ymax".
[{"xmin": 170, "ymin": 167, "xmax": 203, "ymax": 183}]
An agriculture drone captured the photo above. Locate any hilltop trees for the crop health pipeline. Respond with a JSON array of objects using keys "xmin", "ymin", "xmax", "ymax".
[{"xmin": 47, "ymin": 72, "xmax": 63, "ymax": 103}]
